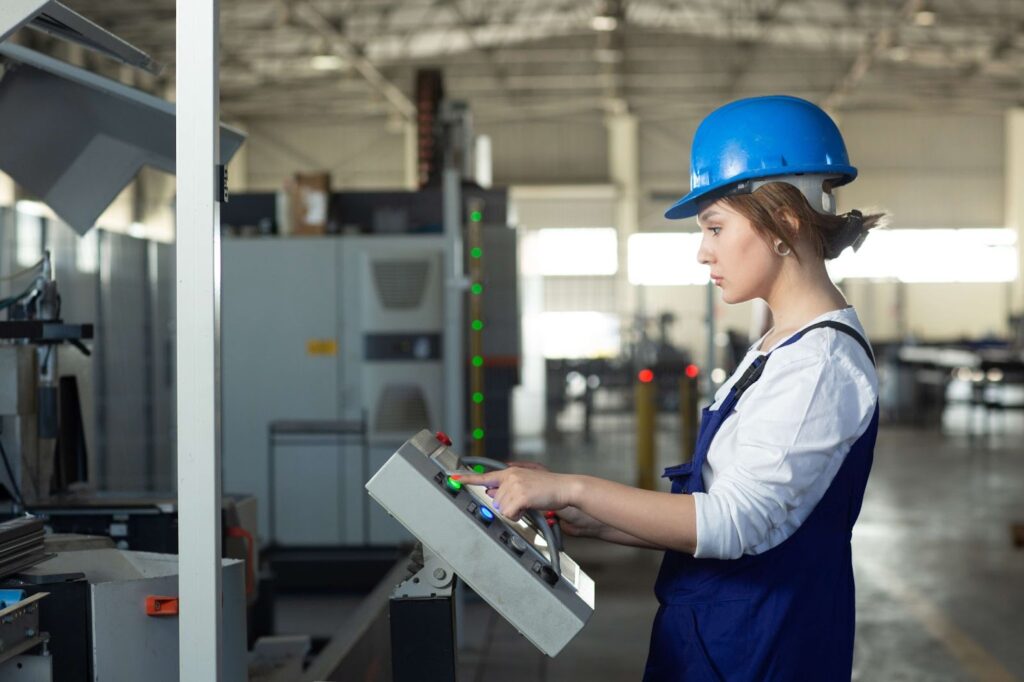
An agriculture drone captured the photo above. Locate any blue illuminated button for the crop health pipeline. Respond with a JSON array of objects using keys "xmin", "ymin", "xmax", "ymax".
[{"xmin": 478, "ymin": 506, "xmax": 495, "ymax": 525}]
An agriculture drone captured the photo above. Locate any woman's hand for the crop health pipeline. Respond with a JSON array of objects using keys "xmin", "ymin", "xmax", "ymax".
[
  {"xmin": 556, "ymin": 506, "xmax": 607, "ymax": 538},
  {"xmin": 505, "ymin": 461, "xmax": 549, "ymax": 472},
  {"xmin": 452, "ymin": 468, "xmax": 578, "ymax": 522}
]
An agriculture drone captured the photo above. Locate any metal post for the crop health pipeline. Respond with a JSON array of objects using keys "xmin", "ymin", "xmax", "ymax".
[
  {"xmin": 390, "ymin": 548, "xmax": 457, "ymax": 681},
  {"xmin": 441, "ymin": 103, "xmax": 467, "ymax": 453},
  {"xmin": 679, "ymin": 375, "xmax": 698, "ymax": 463},
  {"xmin": 176, "ymin": 0, "xmax": 223, "ymax": 679},
  {"xmin": 635, "ymin": 374, "xmax": 656, "ymax": 490}
]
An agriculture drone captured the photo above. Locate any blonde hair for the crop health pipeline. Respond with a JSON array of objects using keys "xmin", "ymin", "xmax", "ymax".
[{"xmin": 722, "ymin": 182, "xmax": 888, "ymax": 261}]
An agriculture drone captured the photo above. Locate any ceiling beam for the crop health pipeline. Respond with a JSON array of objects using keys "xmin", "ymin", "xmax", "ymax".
[
  {"xmin": 823, "ymin": 0, "xmax": 923, "ymax": 111},
  {"xmin": 289, "ymin": 0, "xmax": 416, "ymax": 121}
]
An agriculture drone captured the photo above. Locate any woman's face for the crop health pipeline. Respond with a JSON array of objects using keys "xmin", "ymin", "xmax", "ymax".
[{"xmin": 695, "ymin": 198, "xmax": 780, "ymax": 304}]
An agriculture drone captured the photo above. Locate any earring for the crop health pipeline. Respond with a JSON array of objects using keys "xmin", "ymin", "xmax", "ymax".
[{"xmin": 774, "ymin": 241, "xmax": 792, "ymax": 256}]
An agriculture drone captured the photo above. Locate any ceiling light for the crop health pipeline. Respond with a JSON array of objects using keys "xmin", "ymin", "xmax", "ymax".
[
  {"xmin": 310, "ymin": 54, "xmax": 345, "ymax": 71},
  {"xmin": 914, "ymin": 10, "xmax": 936, "ymax": 26},
  {"xmin": 591, "ymin": 15, "xmax": 618, "ymax": 31}
]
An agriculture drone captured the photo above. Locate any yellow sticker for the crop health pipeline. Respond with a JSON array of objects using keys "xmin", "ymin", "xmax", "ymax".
[{"xmin": 306, "ymin": 339, "xmax": 338, "ymax": 356}]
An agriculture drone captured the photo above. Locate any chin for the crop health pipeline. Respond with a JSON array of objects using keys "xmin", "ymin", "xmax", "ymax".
[{"xmin": 720, "ymin": 288, "xmax": 755, "ymax": 305}]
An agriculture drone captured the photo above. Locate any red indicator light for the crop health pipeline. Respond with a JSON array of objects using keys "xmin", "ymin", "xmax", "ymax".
[
  {"xmin": 638, "ymin": 369, "xmax": 654, "ymax": 383},
  {"xmin": 685, "ymin": 364, "xmax": 700, "ymax": 379}
]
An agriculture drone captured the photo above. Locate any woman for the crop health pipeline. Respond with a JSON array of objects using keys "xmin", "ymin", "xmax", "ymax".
[{"xmin": 454, "ymin": 95, "xmax": 885, "ymax": 680}]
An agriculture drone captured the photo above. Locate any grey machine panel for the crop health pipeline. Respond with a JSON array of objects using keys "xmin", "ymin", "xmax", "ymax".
[
  {"xmin": 340, "ymin": 236, "xmax": 445, "ymax": 545},
  {"xmin": 366, "ymin": 430, "xmax": 595, "ymax": 657},
  {"xmin": 221, "ymin": 238, "xmax": 343, "ymax": 543},
  {"xmin": 0, "ymin": 44, "xmax": 244, "ymax": 235},
  {"xmin": 222, "ymin": 236, "xmax": 447, "ymax": 546},
  {"xmin": 0, "ymin": 0, "xmax": 160, "ymax": 73}
]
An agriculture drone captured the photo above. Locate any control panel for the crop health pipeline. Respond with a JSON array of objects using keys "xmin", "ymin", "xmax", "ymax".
[{"xmin": 365, "ymin": 429, "xmax": 595, "ymax": 657}]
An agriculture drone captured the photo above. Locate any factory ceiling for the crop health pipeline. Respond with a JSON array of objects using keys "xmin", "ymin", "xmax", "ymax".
[{"xmin": 12, "ymin": 0, "xmax": 1024, "ymax": 123}]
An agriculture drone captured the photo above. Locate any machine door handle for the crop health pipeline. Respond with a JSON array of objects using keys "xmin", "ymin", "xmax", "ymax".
[{"xmin": 145, "ymin": 595, "xmax": 179, "ymax": 616}]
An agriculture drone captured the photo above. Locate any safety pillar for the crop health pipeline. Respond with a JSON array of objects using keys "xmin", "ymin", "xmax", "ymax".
[
  {"xmin": 635, "ymin": 369, "xmax": 656, "ymax": 490},
  {"xmin": 679, "ymin": 370, "xmax": 699, "ymax": 463},
  {"xmin": 1004, "ymin": 109, "xmax": 1024, "ymax": 319}
]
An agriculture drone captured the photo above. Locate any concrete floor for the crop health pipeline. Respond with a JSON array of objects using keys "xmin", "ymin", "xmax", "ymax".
[{"xmin": 278, "ymin": 407, "xmax": 1024, "ymax": 680}]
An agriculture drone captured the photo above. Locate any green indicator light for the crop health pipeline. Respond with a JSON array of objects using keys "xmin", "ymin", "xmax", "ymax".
[
  {"xmin": 470, "ymin": 247, "xmax": 483, "ymax": 259},
  {"xmin": 446, "ymin": 476, "xmax": 462, "ymax": 491},
  {"xmin": 472, "ymin": 464, "xmax": 486, "ymax": 474},
  {"xmin": 472, "ymin": 356, "xmax": 484, "ymax": 367},
  {"xmin": 471, "ymin": 283, "xmax": 483, "ymax": 295},
  {"xmin": 473, "ymin": 428, "xmax": 485, "ymax": 440},
  {"xmin": 471, "ymin": 319, "xmax": 484, "ymax": 331},
  {"xmin": 470, "ymin": 210, "xmax": 483, "ymax": 222},
  {"xmin": 472, "ymin": 392, "xmax": 484, "ymax": 404}
]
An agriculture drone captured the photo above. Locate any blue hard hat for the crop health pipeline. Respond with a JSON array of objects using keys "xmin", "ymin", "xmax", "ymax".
[{"xmin": 665, "ymin": 95, "xmax": 858, "ymax": 220}]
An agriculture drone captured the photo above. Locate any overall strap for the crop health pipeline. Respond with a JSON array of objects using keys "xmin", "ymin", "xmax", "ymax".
[
  {"xmin": 798, "ymin": 321, "xmax": 875, "ymax": 365},
  {"xmin": 733, "ymin": 320, "xmax": 874, "ymax": 401}
]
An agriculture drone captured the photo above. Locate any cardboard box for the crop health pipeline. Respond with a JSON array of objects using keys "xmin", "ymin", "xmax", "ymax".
[{"xmin": 285, "ymin": 171, "xmax": 330, "ymax": 235}]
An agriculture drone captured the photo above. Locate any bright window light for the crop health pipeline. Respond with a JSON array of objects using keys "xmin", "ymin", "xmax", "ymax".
[
  {"xmin": 540, "ymin": 312, "xmax": 620, "ymax": 358},
  {"xmin": 537, "ymin": 228, "xmax": 618, "ymax": 276},
  {"xmin": 828, "ymin": 228, "xmax": 1017, "ymax": 283},
  {"xmin": 628, "ymin": 233, "xmax": 709, "ymax": 285},
  {"xmin": 16, "ymin": 213, "xmax": 43, "ymax": 267},
  {"xmin": 77, "ymin": 230, "xmax": 99, "ymax": 274}
]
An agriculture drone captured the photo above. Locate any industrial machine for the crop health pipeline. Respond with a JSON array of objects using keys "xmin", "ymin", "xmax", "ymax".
[
  {"xmin": 366, "ymin": 429, "xmax": 595, "ymax": 670},
  {"xmin": 222, "ymin": 235, "xmax": 449, "ymax": 549},
  {"xmin": 0, "ymin": 251, "xmax": 92, "ymax": 509},
  {"xmin": 222, "ymin": 197, "xmax": 520, "ymax": 554}
]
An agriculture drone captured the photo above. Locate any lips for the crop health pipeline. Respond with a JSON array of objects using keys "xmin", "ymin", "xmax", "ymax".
[{"xmin": 710, "ymin": 275, "xmax": 723, "ymax": 285}]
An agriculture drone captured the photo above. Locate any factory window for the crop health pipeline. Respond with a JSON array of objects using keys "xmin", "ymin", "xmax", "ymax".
[
  {"xmin": 15, "ymin": 211, "xmax": 43, "ymax": 268},
  {"xmin": 536, "ymin": 228, "xmax": 618, "ymax": 276},
  {"xmin": 627, "ymin": 233, "xmax": 708, "ymax": 285},
  {"xmin": 828, "ymin": 228, "xmax": 1017, "ymax": 283},
  {"xmin": 77, "ymin": 229, "xmax": 99, "ymax": 274},
  {"xmin": 540, "ymin": 311, "xmax": 620, "ymax": 359},
  {"xmin": 627, "ymin": 229, "xmax": 1017, "ymax": 285}
]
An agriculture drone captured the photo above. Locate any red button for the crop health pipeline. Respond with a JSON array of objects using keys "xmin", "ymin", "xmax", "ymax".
[{"xmin": 436, "ymin": 431, "xmax": 452, "ymax": 446}]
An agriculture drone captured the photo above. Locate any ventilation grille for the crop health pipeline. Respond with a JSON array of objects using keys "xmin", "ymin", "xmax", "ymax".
[
  {"xmin": 375, "ymin": 384, "xmax": 431, "ymax": 433},
  {"xmin": 372, "ymin": 259, "xmax": 429, "ymax": 310}
]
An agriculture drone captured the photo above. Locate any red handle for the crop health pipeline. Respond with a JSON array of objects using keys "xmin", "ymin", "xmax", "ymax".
[
  {"xmin": 145, "ymin": 596, "xmax": 179, "ymax": 617},
  {"xmin": 225, "ymin": 525, "xmax": 256, "ymax": 597}
]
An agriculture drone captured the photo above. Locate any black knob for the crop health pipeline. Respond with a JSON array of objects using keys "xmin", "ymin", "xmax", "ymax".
[{"xmin": 540, "ymin": 565, "xmax": 558, "ymax": 586}]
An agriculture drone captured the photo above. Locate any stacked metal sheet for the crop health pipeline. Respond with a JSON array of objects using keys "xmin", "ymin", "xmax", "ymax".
[{"xmin": 0, "ymin": 516, "xmax": 47, "ymax": 579}]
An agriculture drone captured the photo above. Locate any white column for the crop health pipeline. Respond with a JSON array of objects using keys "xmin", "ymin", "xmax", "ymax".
[
  {"xmin": 176, "ymin": 0, "xmax": 222, "ymax": 679},
  {"xmin": 1005, "ymin": 109, "xmax": 1024, "ymax": 317},
  {"xmin": 606, "ymin": 111, "xmax": 639, "ymax": 313}
]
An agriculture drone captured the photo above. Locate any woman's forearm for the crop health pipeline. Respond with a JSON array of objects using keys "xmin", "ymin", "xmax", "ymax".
[
  {"xmin": 565, "ymin": 474, "xmax": 698, "ymax": 555},
  {"xmin": 595, "ymin": 525, "xmax": 666, "ymax": 549}
]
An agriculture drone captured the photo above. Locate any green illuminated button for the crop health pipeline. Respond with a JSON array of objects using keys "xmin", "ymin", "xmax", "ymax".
[
  {"xmin": 472, "ymin": 392, "xmax": 484, "ymax": 404},
  {"xmin": 472, "ymin": 464, "xmax": 486, "ymax": 473},
  {"xmin": 471, "ymin": 283, "xmax": 483, "ymax": 295},
  {"xmin": 470, "ymin": 210, "xmax": 483, "ymax": 222},
  {"xmin": 472, "ymin": 356, "xmax": 484, "ymax": 367},
  {"xmin": 470, "ymin": 247, "xmax": 483, "ymax": 259},
  {"xmin": 471, "ymin": 319, "xmax": 484, "ymax": 331},
  {"xmin": 446, "ymin": 476, "xmax": 462, "ymax": 492},
  {"xmin": 473, "ymin": 428, "xmax": 484, "ymax": 440}
]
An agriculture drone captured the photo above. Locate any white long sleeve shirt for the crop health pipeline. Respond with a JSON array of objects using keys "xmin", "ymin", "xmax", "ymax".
[{"xmin": 692, "ymin": 306, "xmax": 878, "ymax": 560}]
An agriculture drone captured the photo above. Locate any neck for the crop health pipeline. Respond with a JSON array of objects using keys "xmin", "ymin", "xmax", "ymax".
[{"xmin": 764, "ymin": 256, "xmax": 848, "ymax": 333}]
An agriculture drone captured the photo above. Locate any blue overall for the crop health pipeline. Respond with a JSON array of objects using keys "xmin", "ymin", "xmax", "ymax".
[{"xmin": 644, "ymin": 322, "xmax": 878, "ymax": 681}]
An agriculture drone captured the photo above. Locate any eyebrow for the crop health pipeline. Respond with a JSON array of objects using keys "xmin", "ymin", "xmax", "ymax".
[{"xmin": 696, "ymin": 209, "xmax": 721, "ymax": 226}]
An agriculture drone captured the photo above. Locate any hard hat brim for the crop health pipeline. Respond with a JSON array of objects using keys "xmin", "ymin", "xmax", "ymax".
[{"xmin": 664, "ymin": 164, "xmax": 858, "ymax": 220}]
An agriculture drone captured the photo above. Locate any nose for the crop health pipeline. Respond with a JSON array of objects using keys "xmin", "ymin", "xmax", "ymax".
[{"xmin": 697, "ymin": 234, "xmax": 713, "ymax": 265}]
